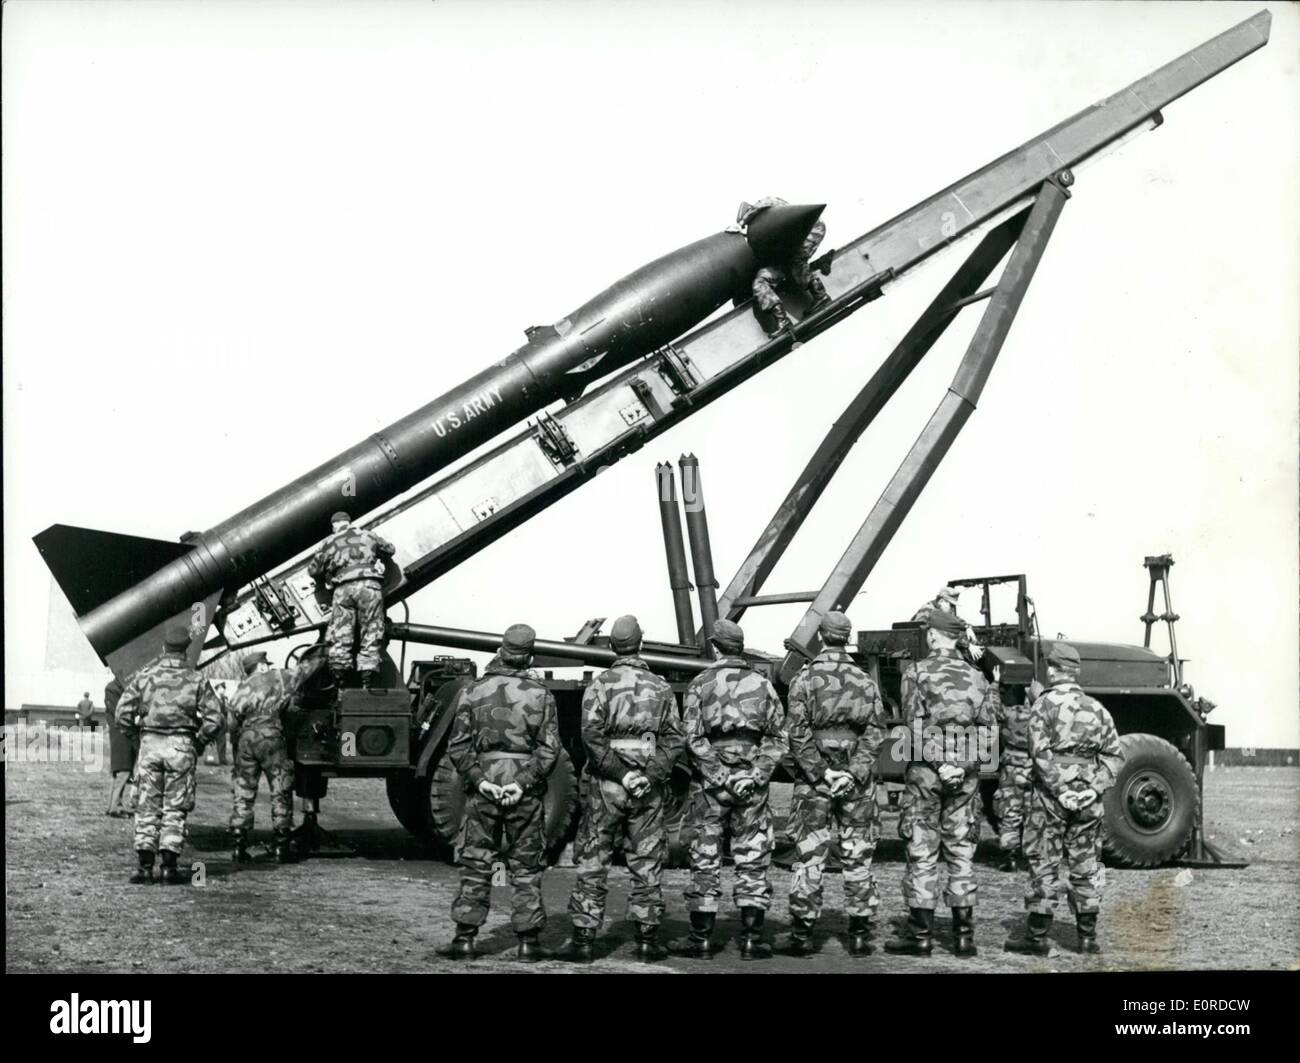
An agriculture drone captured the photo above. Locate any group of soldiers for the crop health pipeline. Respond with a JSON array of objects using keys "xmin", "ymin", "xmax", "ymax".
[
  {"xmin": 112, "ymin": 510, "xmax": 392, "ymax": 883},
  {"xmin": 109, "ymin": 501, "xmax": 1125, "ymax": 965},
  {"xmin": 437, "ymin": 590, "xmax": 1126, "ymax": 963}
]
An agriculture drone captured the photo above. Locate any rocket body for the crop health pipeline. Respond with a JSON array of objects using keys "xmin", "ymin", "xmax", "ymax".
[{"xmin": 69, "ymin": 204, "xmax": 826, "ymax": 661}]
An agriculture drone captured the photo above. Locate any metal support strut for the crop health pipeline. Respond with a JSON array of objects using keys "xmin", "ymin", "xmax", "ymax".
[
  {"xmin": 1141, "ymin": 553, "xmax": 1183, "ymax": 686},
  {"xmin": 779, "ymin": 176, "xmax": 1072, "ymax": 683}
]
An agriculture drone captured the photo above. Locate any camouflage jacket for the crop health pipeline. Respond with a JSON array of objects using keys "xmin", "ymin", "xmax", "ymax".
[
  {"xmin": 682, "ymin": 656, "xmax": 787, "ymax": 788},
  {"xmin": 996, "ymin": 690, "xmax": 1035, "ymax": 755},
  {"xmin": 901, "ymin": 648, "xmax": 999, "ymax": 768},
  {"xmin": 787, "ymin": 648, "xmax": 886, "ymax": 785},
  {"xmin": 1027, "ymin": 680, "xmax": 1124, "ymax": 801},
  {"xmin": 307, "ymin": 526, "xmax": 395, "ymax": 586},
  {"xmin": 581, "ymin": 656, "xmax": 683, "ymax": 786},
  {"xmin": 115, "ymin": 652, "xmax": 223, "ymax": 746},
  {"xmin": 446, "ymin": 657, "xmax": 561, "ymax": 793},
  {"xmin": 227, "ymin": 668, "xmax": 297, "ymax": 739}
]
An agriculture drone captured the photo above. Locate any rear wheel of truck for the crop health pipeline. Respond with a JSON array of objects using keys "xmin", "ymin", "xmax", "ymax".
[
  {"xmin": 424, "ymin": 748, "xmax": 579, "ymax": 864},
  {"xmin": 1102, "ymin": 732, "xmax": 1198, "ymax": 868}
]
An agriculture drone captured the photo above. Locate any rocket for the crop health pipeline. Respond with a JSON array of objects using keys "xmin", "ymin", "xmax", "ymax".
[{"xmin": 36, "ymin": 202, "xmax": 825, "ymax": 675}]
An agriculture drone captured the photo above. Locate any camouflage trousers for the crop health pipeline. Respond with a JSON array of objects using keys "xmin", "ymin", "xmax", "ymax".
[
  {"xmin": 327, "ymin": 579, "xmax": 385, "ymax": 673},
  {"xmin": 568, "ymin": 776, "xmax": 667, "ymax": 929},
  {"xmin": 993, "ymin": 750, "xmax": 1033, "ymax": 854},
  {"xmin": 898, "ymin": 765, "xmax": 981, "ymax": 909},
  {"xmin": 787, "ymin": 779, "xmax": 881, "ymax": 924},
  {"xmin": 752, "ymin": 220, "xmax": 827, "ymax": 312},
  {"xmin": 133, "ymin": 732, "xmax": 198, "ymax": 854},
  {"xmin": 1023, "ymin": 789, "xmax": 1106, "ymax": 915},
  {"xmin": 684, "ymin": 782, "xmax": 774, "ymax": 913},
  {"xmin": 230, "ymin": 728, "xmax": 294, "ymax": 834},
  {"xmin": 451, "ymin": 791, "xmax": 547, "ymax": 932}
]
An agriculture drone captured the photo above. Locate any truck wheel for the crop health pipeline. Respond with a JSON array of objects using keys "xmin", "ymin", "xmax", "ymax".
[
  {"xmin": 1102, "ymin": 733, "xmax": 1198, "ymax": 868},
  {"xmin": 426, "ymin": 748, "xmax": 579, "ymax": 865}
]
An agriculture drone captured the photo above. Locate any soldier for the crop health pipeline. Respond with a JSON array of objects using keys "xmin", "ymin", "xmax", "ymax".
[
  {"xmin": 778, "ymin": 611, "xmax": 887, "ymax": 958},
  {"xmin": 559, "ymin": 615, "xmax": 684, "ymax": 963},
  {"xmin": 228, "ymin": 651, "xmax": 298, "ymax": 864},
  {"xmin": 992, "ymin": 680, "xmax": 1043, "ymax": 871},
  {"xmin": 732, "ymin": 196, "xmax": 829, "ymax": 339},
  {"xmin": 439, "ymin": 624, "xmax": 561, "ymax": 962},
  {"xmin": 75, "ymin": 692, "xmax": 94, "ymax": 729},
  {"xmin": 115, "ymin": 625, "xmax": 222, "ymax": 884},
  {"xmin": 1006, "ymin": 643, "xmax": 1124, "ymax": 956},
  {"xmin": 885, "ymin": 610, "xmax": 1000, "ymax": 957},
  {"xmin": 668, "ymin": 619, "xmax": 787, "ymax": 961},
  {"xmin": 105, "ymin": 676, "xmax": 135, "ymax": 818},
  {"xmin": 912, "ymin": 585, "xmax": 984, "ymax": 663},
  {"xmin": 307, "ymin": 510, "xmax": 395, "ymax": 688}
]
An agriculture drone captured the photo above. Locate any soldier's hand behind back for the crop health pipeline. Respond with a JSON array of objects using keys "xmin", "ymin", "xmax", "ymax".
[
  {"xmin": 478, "ymin": 781, "xmax": 504, "ymax": 804},
  {"xmin": 499, "ymin": 782, "xmax": 524, "ymax": 807}
]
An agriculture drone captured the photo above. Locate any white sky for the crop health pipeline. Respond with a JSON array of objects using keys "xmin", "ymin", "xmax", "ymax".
[{"xmin": 4, "ymin": 0, "xmax": 1298, "ymax": 747}]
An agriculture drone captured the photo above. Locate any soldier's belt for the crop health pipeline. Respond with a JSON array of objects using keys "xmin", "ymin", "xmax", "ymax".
[
  {"xmin": 609, "ymin": 738, "xmax": 654, "ymax": 754},
  {"xmin": 479, "ymin": 751, "xmax": 532, "ymax": 763},
  {"xmin": 1052, "ymin": 755, "xmax": 1095, "ymax": 765},
  {"xmin": 813, "ymin": 728, "xmax": 857, "ymax": 748},
  {"xmin": 141, "ymin": 728, "xmax": 197, "ymax": 737}
]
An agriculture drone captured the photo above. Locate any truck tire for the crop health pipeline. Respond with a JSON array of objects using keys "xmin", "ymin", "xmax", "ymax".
[
  {"xmin": 425, "ymin": 748, "xmax": 579, "ymax": 864},
  {"xmin": 385, "ymin": 774, "xmax": 425, "ymax": 836},
  {"xmin": 1102, "ymin": 733, "xmax": 1198, "ymax": 868}
]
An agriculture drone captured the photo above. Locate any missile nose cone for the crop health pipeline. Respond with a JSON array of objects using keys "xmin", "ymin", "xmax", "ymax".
[{"xmin": 745, "ymin": 202, "xmax": 826, "ymax": 264}]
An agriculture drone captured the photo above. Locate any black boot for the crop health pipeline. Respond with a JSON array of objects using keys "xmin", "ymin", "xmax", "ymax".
[
  {"xmin": 231, "ymin": 828, "xmax": 252, "ymax": 864},
  {"xmin": 806, "ymin": 275, "xmax": 831, "ymax": 311},
  {"xmin": 847, "ymin": 915, "xmax": 875, "ymax": 957},
  {"xmin": 158, "ymin": 850, "xmax": 185, "ymax": 885},
  {"xmin": 557, "ymin": 926, "xmax": 596, "ymax": 963},
  {"xmin": 274, "ymin": 830, "xmax": 296, "ymax": 864},
  {"xmin": 884, "ymin": 908, "xmax": 934, "ymax": 956},
  {"xmin": 634, "ymin": 923, "xmax": 668, "ymax": 962},
  {"xmin": 738, "ymin": 907, "xmax": 773, "ymax": 960},
  {"xmin": 776, "ymin": 917, "xmax": 819, "ymax": 957},
  {"xmin": 360, "ymin": 670, "xmax": 377, "ymax": 690},
  {"xmin": 952, "ymin": 907, "xmax": 977, "ymax": 957},
  {"xmin": 667, "ymin": 912, "xmax": 716, "ymax": 958},
  {"xmin": 516, "ymin": 930, "xmax": 551, "ymax": 962},
  {"xmin": 436, "ymin": 924, "xmax": 478, "ymax": 961},
  {"xmin": 1004, "ymin": 912, "xmax": 1054, "ymax": 956},
  {"xmin": 764, "ymin": 303, "xmax": 801, "ymax": 346},
  {"xmin": 1076, "ymin": 912, "xmax": 1101, "ymax": 954},
  {"xmin": 129, "ymin": 850, "xmax": 155, "ymax": 885}
]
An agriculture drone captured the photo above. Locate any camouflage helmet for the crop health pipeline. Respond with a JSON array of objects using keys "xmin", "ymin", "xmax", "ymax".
[
  {"xmin": 610, "ymin": 615, "xmax": 643, "ymax": 654},
  {"xmin": 1047, "ymin": 642, "xmax": 1082, "ymax": 673},
  {"xmin": 927, "ymin": 610, "xmax": 964, "ymax": 636},
  {"xmin": 163, "ymin": 624, "xmax": 192, "ymax": 650},
  {"xmin": 242, "ymin": 651, "xmax": 269, "ymax": 675},
  {"xmin": 710, "ymin": 619, "xmax": 744, "ymax": 654},
  {"xmin": 330, "ymin": 510, "xmax": 351, "ymax": 525},
  {"xmin": 818, "ymin": 610, "xmax": 852, "ymax": 643},
  {"xmin": 936, "ymin": 585, "xmax": 960, "ymax": 604},
  {"xmin": 502, "ymin": 623, "xmax": 537, "ymax": 657}
]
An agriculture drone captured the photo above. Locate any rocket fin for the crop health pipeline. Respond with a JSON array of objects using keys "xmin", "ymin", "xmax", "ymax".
[{"xmin": 33, "ymin": 524, "xmax": 195, "ymax": 617}]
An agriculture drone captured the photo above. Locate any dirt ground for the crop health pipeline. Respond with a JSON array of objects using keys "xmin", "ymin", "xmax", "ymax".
[{"xmin": 6, "ymin": 743, "xmax": 1298, "ymax": 974}]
